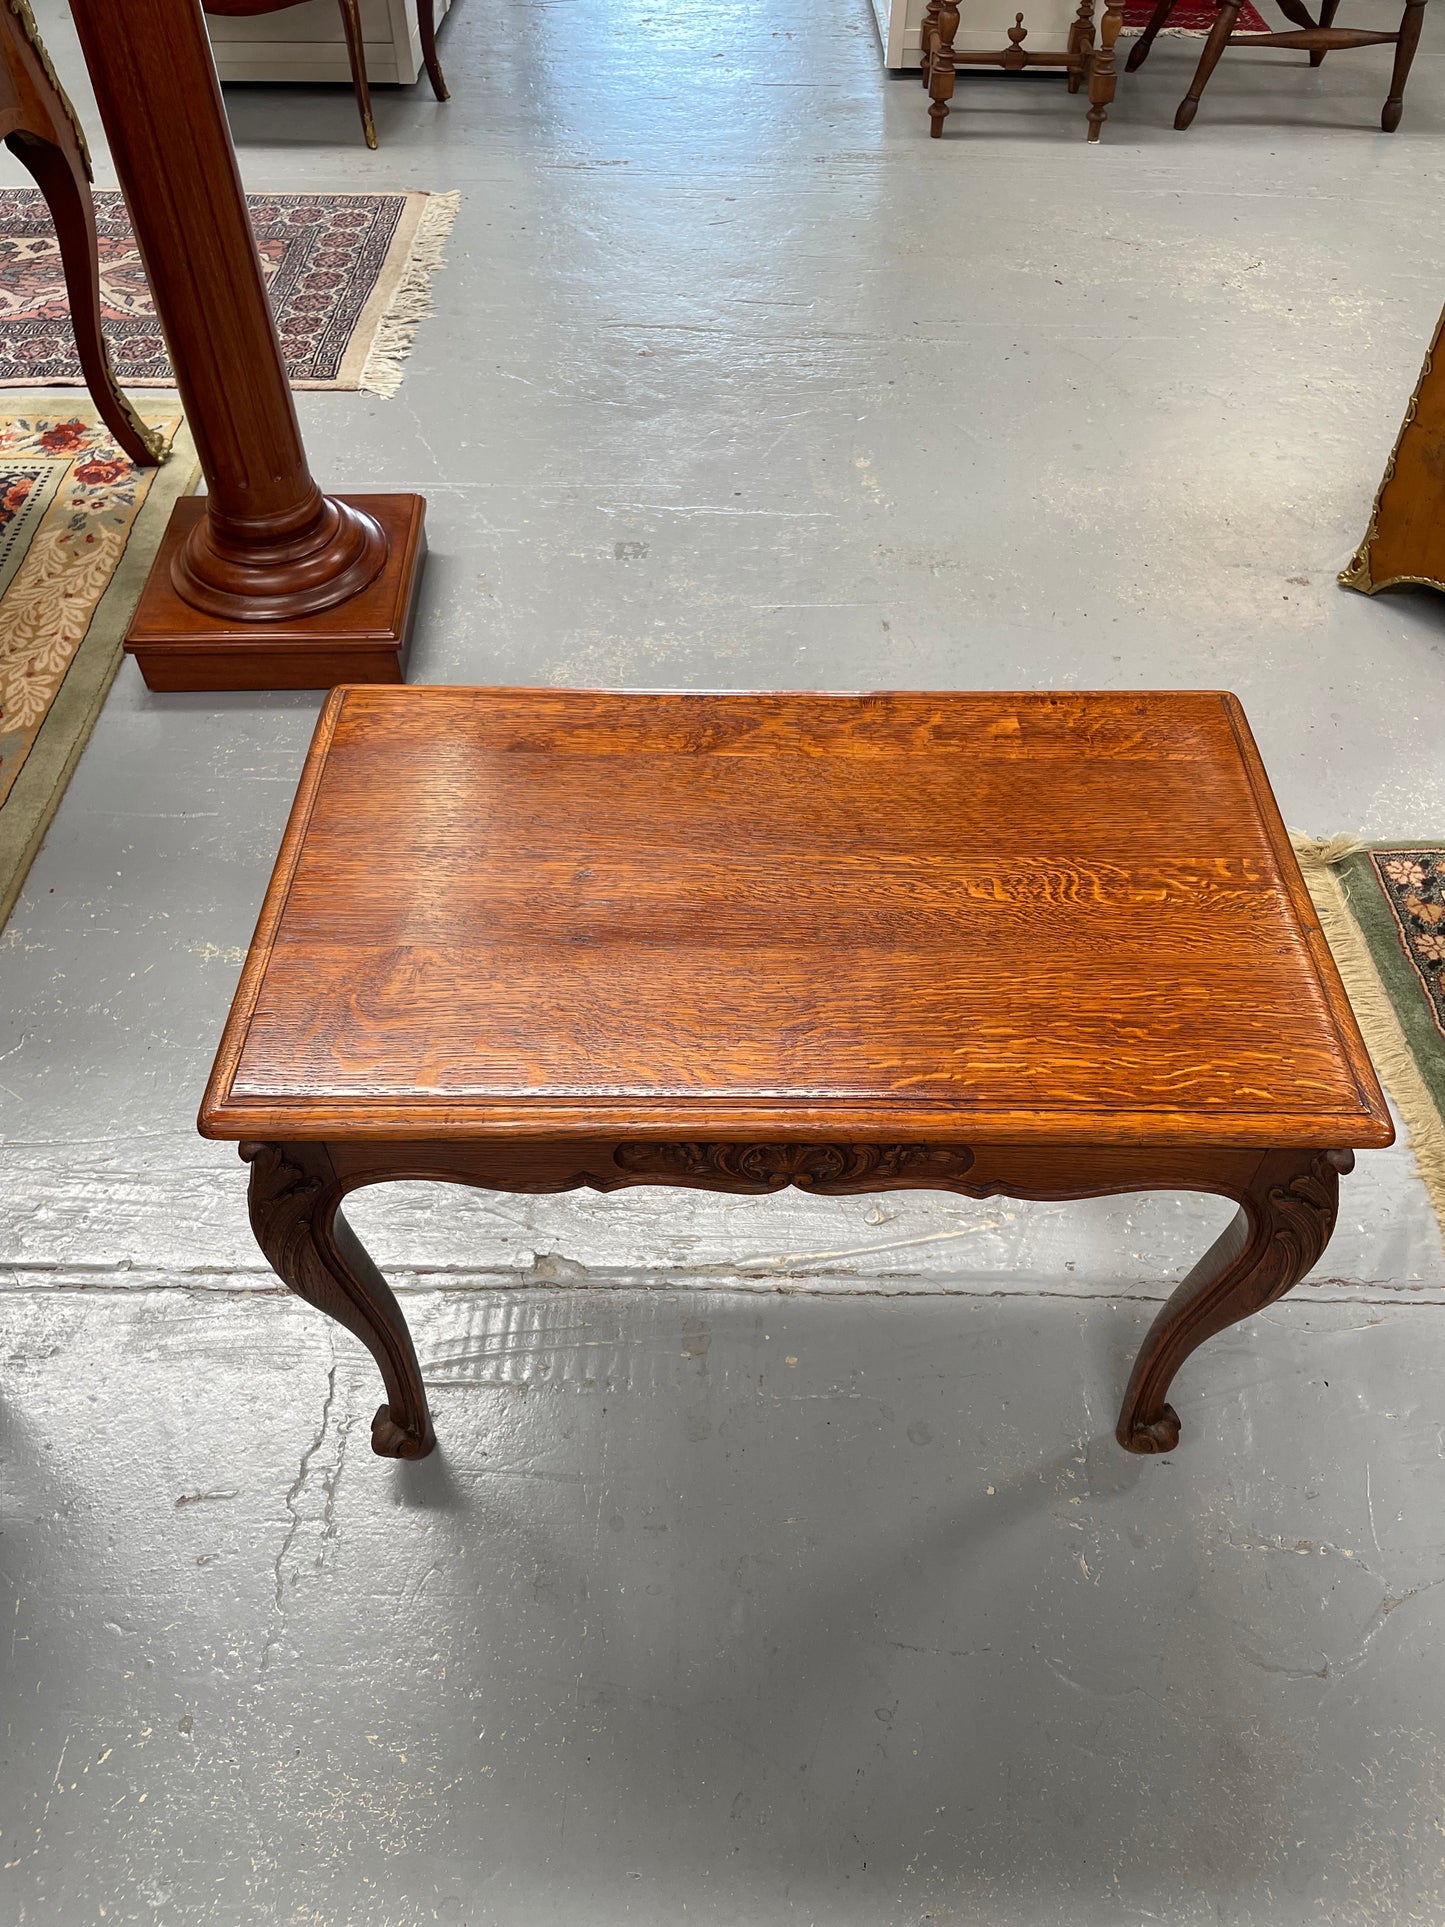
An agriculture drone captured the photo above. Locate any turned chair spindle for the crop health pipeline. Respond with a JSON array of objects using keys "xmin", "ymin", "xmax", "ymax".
[{"xmin": 1125, "ymin": 0, "xmax": 1427, "ymax": 132}]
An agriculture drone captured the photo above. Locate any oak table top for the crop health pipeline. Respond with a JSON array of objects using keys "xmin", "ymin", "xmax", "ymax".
[
  {"xmin": 202, "ymin": 686, "xmax": 1389, "ymax": 1150},
  {"xmin": 201, "ymin": 687, "xmax": 1390, "ymax": 1463}
]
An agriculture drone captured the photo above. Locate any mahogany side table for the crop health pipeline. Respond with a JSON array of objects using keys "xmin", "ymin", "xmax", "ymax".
[{"xmin": 199, "ymin": 688, "xmax": 1392, "ymax": 1462}]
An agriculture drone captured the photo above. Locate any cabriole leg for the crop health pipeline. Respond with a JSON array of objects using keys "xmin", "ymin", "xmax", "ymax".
[
  {"xmin": 5, "ymin": 131, "xmax": 162, "ymax": 468},
  {"xmin": 1116, "ymin": 1148, "xmax": 1351, "ymax": 1454},
  {"xmin": 243, "ymin": 1141, "xmax": 435, "ymax": 1459},
  {"xmin": 417, "ymin": 0, "xmax": 449, "ymax": 99},
  {"xmin": 335, "ymin": 0, "xmax": 378, "ymax": 148}
]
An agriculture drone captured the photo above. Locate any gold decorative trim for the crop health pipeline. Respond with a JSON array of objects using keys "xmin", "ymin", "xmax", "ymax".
[
  {"xmin": 1340, "ymin": 301, "xmax": 1445, "ymax": 596},
  {"xmin": 6, "ymin": 0, "xmax": 93, "ymax": 178}
]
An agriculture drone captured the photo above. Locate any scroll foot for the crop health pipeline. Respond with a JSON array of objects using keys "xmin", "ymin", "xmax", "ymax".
[
  {"xmin": 1117, "ymin": 1149, "xmax": 1350, "ymax": 1455},
  {"xmin": 243, "ymin": 1142, "xmax": 436, "ymax": 1460}
]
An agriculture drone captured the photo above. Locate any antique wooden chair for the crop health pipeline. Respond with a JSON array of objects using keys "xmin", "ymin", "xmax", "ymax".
[
  {"xmin": 202, "ymin": 0, "xmax": 448, "ymax": 150},
  {"xmin": 1125, "ymin": 0, "xmax": 1428, "ymax": 130}
]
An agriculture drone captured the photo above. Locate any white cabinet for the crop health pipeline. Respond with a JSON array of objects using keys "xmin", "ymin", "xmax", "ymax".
[
  {"xmin": 871, "ymin": 0, "xmax": 1080, "ymax": 68},
  {"xmin": 206, "ymin": 0, "xmax": 452, "ymax": 86}
]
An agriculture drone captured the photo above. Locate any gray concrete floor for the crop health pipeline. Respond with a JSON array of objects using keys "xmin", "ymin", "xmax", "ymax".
[{"xmin": 4, "ymin": 0, "xmax": 1445, "ymax": 1920}]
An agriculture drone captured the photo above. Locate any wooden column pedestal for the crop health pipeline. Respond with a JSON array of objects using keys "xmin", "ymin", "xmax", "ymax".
[{"xmin": 68, "ymin": 0, "xmax": 426, "ymax": 691}]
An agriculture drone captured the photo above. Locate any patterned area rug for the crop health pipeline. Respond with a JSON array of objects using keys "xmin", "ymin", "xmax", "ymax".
[
  {"xmin": 1293, "ymin": 836, "xmax": 1445, "ymax": 1237},
  {"xmin": 1120, "ymin": 0, "xmax": 1270, "ymax": 31},
  {"xmin": 0, "ymin": 402, "xmax": 199, "ymax": 930},
  {"xmin": 0, "ymin": 189, "xmax": 458, "ymax": 399}
]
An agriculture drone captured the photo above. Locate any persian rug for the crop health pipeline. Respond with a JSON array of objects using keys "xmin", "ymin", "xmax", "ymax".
[
  {"xmin": 0, "ymin": 188, "xmax": 458, "ymax": 399},
  {"xmin": 1120, "ymin": 0, "xmax": 1271, "ymax": 32},
  {"xmin": 1293, "ymin": 835, "xmax": 1445, "ymax": 1234},
  {"xmin": 0, "ymin": 401, "xmax": 199, "ymax": 930}
]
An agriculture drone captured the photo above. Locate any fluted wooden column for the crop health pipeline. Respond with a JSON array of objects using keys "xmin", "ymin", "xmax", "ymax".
[{"xmin": 68, "ymin": 0, "xmax": 425, "ymax": 690}]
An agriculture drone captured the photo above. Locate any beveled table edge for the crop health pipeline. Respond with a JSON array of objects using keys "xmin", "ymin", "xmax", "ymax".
[
  {"xmin": 197, "ymin": 686, "xmax": 1394, "ymax": 1152},
  {"xmin": 196, "ymin": 1102, "xmax": 1395, "ymax": 1148}
]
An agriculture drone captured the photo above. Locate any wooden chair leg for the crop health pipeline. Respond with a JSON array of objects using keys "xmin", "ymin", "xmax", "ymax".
[
  {"xmin": 927, "ymin": 0, "xmax": 959, "ymax": 135},
  {"xmin": 335, "ymin": 0, "xmax": 378, "ymax": 148},
  {"xmin": 417, "ymin": 0, "xmax": 449, "ymax": 100},
  {"xmin": 1085, "ymin": 0, "xmax": 1124, "ymax": 140},
  {"xmin": 1174, "ymin": 0, "xmax": 1242, "ymax": 129},
  {"xmin": 1383, "ymin": 0, "xmax": 1427, "ymax": 129},
  {"xmin": 1067, "ymin": 0, "xmax": 1095, "ymax": 93},
  {"xmin": 920, "ymin": 0, "xmax": 944, "ymax": 84},
  {"xmin": 1308, "ymin": 0, "xmax": 1340, "ymax": 58},
  {"xmin": 5, "ymin": 132, "xmax": 163, "ymax": 468},
  {"xmin": 1124, "ymin": 0, "xmax": 1175, "ymax": 72}
]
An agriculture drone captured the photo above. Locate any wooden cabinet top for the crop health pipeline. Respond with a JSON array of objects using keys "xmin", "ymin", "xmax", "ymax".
[{"xmin": 200, "ymin": 687, "xmax": 1392, "ymax": 1148}]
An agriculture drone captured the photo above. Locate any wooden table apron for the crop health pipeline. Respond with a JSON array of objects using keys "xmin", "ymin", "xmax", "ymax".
[{"xmin": 237, "ymin": 1132, "xmax": 1354, "ymax": 1462}]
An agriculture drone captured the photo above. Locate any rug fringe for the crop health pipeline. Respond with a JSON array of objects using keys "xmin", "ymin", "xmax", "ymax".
[
  {"xmin": 1290, "ymin": 830, "xmax": 1445, "ymax": 1224},
  {"xmin": 1290, "ymin": 830, "xmax": 1366, "ymax": 865},
  {"xmin": 357, "ymin": 190, "xmax": 460, "ymax": 401}
]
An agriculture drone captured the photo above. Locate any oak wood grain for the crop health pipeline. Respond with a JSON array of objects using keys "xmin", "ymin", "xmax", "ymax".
[{"xmin": 199, "ymin": 688, "xmax": 1391, "ymax": 1149}]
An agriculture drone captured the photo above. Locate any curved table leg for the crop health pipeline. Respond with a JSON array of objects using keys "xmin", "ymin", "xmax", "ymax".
[
  {"xmin": 243, "ymin": 1142, "xmax": 435, "ymax": 1459},
  {"xmin": 417, "ymin": 0, "xmax": 449, "ymax": 99},
  {"xmin": 335, "ymin": 0, "xmax": 379, "ymax": 148},
  {"xmin": 6, "ymin": 132, "xmax": 163, "ymax": 467},
  {"xmin": 1116, "ymin": 1148, "xmax": 1351, "ymax": 1454}
]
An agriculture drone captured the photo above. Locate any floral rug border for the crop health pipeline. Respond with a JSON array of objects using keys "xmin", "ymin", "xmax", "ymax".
[
  {"xmin": 0, "ymin": 402, "xmax": 200, "ymax": 931},
  {"xmin": 1293, "ymin": 836, "xmax": 1445, "ymax": 1241}
]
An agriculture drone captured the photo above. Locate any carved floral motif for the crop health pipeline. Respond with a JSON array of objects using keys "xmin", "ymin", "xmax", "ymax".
[{"xmin": 611, "ymin": 1141, "xmax": 976, "ymax": 1188}]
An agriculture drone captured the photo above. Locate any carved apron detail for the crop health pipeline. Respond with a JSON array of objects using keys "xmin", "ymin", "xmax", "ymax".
[{"xmin": 611, "ymin": 1141, "xmax": 976, "ymax": 1188}]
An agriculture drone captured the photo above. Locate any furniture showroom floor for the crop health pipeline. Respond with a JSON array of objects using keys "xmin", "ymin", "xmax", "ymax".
[{"xmin": 4, "ymin": 0, "xmax": 1445, "ymax": 1921}]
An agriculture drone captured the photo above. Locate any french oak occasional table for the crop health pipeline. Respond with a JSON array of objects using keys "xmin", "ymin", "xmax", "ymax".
[{"xmin": 199, "ymin": 687, "xmax": 1392, "ymax": 1462}]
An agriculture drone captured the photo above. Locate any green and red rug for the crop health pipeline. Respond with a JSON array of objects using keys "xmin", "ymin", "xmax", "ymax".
[
  {"xmin": 1294, "ymin": 837, "xmax": 1445, "ymax": 1232},
  {"xmin": 1120, "ymin": 1, "xmax": 1269, "ymax": 29}
]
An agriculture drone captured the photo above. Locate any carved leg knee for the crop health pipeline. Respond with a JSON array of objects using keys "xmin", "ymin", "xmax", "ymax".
[
  {"xmin": 243, "ymin": 1142, "xmax": 436, "ymax": 1459},
  {"xmin": 1116, "ymin": 1149, "xmax": 1350, "ymax": 1454}
]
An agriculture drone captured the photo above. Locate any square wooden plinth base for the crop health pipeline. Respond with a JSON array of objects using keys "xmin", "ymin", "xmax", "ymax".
[{"xmin": 123, "ymin": 494, "xmax": 426, "ymax": 692}]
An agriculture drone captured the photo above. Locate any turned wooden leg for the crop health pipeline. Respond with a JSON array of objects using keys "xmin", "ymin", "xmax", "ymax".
[
  {"xmin": 335, "ymin": 0, "xmax": 379, "ymax": 148},
  {"xmin": 243, "ymin": 1142, "xmax": 435, "ymax": 1459},
  {"xmin": 1117, "ymin": 1149, "xmax": 1351, "ymax": 1454},
  {"xmin": 4, "ymin": 133, "xmax": 162, "ymax": 469},
  {"xmin": 927, "ymin": 0, "xmax": 959, "ymax": 136},
  {"xmin": 1124, "ymin": 0, "xmax": 1174, "ymax": 71},
  {"xmin": 1382, "ymin": 0, "xmax": 1426, "ymax": 130},
  {"xmin": 920, "ymin": 0, "xmax": 942, "ymax": 85},
  {"xmin": 1086, "ymin": 0, "xmax": 1125, "ymax": 140},
  {"xmin": 1067, "ymin": 0, "xmax": 1095, "ymax": 92},
  {"xmin": 1174, "ymin": 0, "xmax": 1241, "ymax": 129},
  {"xmin": 1307, "ymin": 0, "xmax": 1340, "ymax": 60},
  {"xmin": 417, "ymin": 0, "xmax": 449, "ymax": 100}
]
